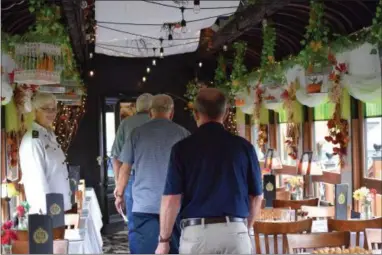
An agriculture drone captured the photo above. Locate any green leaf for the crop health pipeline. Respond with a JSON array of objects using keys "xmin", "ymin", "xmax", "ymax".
[
  {"xmin": 370, "ymin": 48, "xmax": 378, "ymax": 54},
  {"xmin": 29, "ymin": 6, "xmax": 35, "ymax": 13}
]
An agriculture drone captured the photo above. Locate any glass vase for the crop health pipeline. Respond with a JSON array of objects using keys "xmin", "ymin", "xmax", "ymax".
[
  {"xmin": 291, "ymin": 187, "xmax": 303, "ymax": 200},
  {"xmin": 18, "ymin": 216, "xmax": 28, "ymax": 230},
  {"xmin": 361, "ymin": 203, "xmax": 373, "ymax": 220},
  {"xmin": 2, "ymin": 244, "xmax": 12, "ymax": 254}
]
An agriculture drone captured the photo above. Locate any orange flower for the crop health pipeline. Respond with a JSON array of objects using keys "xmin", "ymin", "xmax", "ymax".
[
  {"xmin": 310, "ymin": 41, "xmax": 322, "ymax": 52},
  {"xmin": 187, "ymin": 102, "xmax": 194, "ymax": 109}
]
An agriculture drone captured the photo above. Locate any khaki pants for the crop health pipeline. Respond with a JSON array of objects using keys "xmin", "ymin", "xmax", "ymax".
[{"xmin": 179, "ymin": 219, "xmax": 253, "ymax": 254}]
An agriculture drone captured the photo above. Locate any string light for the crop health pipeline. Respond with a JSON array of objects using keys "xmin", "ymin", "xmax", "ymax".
[
  {"xmin": 198, "ymin": 61, "xmax": 203, "ymax": 68},
  {"xmin": 89, "ymin": 70, "xmax": 94, "ymax": 77},
  {"xmin": 146, "ymin": 67, "xmax": 151, "ymax": 73},
  {"xmin": 159, "ymin": 38, "xmax": 164, "ymax": 58},
  {"xmin": 193, "ymin": 0, "xmax": 200, "ymax": 13},
  {"xmin": 152, "ymin": 48, "xmax": 157, "ymax": 66},
  {"xmin": 180, "ymin": 7, "xmax": 187, "ymax": 33},
  {"xmin": 168, "ymin": 33, "xmax": 174, "ymax": 46},
  {"xmin": 89, "ymin": 53, "xmax": 93, "ymax": 58},
  {"xmin": 223, "ymin": 45, "xmax": 228, "ymax": 51},
  {"xmin": 225, "ymin": 108, "xmax": 238, "ymax": 135},
  {"xmin": 142, "ymin": 76, "xmax": 147, "ymax": 82}
]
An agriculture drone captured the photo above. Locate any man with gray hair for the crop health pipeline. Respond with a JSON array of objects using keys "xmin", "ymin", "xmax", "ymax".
[
  {"xmin": 111, "ymin": 93, "xmax": 153, "ymax": 254},
  {"xmin": 115, "ymin": 94, "xmax": 190, "ymax": 254}
]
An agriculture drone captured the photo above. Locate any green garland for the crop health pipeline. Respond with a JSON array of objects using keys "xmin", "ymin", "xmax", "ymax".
[
  {"xmin": 230, "ymin": 41, "xmax": 248, "ymax": 92},
  {"xmin": 371, "ymin": 0, "xmax": 382, "ymax": 47},
  {"xmin": 299, "ymin": 0, "xmax": 331, "ymax": 70},
  {"xmin": 1, "ymin": 0, "xmax": 83, "ymax": 85}
]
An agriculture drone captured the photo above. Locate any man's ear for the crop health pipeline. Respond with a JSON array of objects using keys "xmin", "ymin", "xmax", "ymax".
[
  {"xmin": 169, "ymin": 108, "xmax": 174, "ymax": 120},
  {"xmin": 223, "ymin": 107, "xmax": 229, "ymax": 121}
]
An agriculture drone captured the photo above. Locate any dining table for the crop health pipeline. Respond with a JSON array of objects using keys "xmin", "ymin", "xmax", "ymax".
[{"xmin": 65, "ymin": 188, "xmax": 103, "ymax": 254}]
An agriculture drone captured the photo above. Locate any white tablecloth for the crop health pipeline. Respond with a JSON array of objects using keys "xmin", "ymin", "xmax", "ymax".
[
  {"xmin": 66, "ymin": 187, "xmax": 103, "ymax": 254},
  {"xmin": 250, "ymin": 220, "xmax": 364, "ymax": 254}
]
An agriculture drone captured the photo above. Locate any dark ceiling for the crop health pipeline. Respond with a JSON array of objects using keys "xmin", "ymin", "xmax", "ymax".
[{"xmin": 1, "ymin": 0, "xmax": 379, "ymax": 72}]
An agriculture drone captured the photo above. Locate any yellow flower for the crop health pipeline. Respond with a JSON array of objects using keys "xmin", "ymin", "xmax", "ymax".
[
  {"xmin": 187, "ymin": 102, "xmax": 194, "ymax": 109},
  {"xmin": 353, "ymin": 190, "xmax": 362, "ymax": 201},
  {"xmin": 267, "ymin": 56, "xmax": 275, "ymax": 64},
  {"xmin": 310, "ymin": 41, "xmax": 322, "ymax": 52}
]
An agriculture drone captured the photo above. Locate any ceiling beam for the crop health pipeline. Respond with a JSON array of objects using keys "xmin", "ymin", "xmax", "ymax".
[{"xmin": 202, "ymin": 0, "xmax": 291, "ymax": 54}]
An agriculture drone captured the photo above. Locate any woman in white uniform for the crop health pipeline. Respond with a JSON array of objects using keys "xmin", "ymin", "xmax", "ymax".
[{"xmin": 19, "ymin": 92, "xmax": 72, "ymax": 214}]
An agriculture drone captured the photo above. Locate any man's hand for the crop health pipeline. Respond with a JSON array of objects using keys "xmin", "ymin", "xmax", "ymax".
[
  {"xmin": 155, "ymin": 242, "xmax": 170, "ymax": 254},
  {"xmin": 114, "ymin": 195, "xmax": 125, "ymax": 215}
]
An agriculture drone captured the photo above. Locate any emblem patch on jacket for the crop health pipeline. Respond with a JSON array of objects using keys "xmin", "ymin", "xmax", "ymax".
[{"xmin": 32, "ymin": 130, "xmax": 39, "ymax": 138}]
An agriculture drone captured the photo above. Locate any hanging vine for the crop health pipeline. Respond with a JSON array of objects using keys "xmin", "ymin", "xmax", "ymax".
[
  {"xmin": 230, "ymin": 41, "xmax": 248, "ymax": 90},
  {"xmin": 299, "ymin": 0, "xmax": 331, "ymax": 71}
]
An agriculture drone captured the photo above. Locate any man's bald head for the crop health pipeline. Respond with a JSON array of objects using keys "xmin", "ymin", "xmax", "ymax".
[{"xmin": 194, "ymin": 88, "xmax": 228, "ymax": 120}]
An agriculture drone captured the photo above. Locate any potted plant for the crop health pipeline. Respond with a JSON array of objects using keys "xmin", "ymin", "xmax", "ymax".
[
  {"xmin": 353, "ymin": 187, "xmax": 377, "ymax": 220},
  {"xmin": 1, "ymin": 220, "xmax": 17, "ymax": 254}
]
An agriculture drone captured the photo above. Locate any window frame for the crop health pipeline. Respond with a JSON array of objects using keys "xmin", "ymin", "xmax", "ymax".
[{"xmin": 361, "ymin": 102, "xmax": 382, "ymax": 194}]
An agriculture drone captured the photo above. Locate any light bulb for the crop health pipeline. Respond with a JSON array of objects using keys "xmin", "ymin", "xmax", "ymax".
[
  {"xmin": 181, "ymin": 25, "xmax": 187, "ymax": 33},
  {"xmin": 89, "ymin": 53, "xmax": 93, "ymax": 58},
  {"xmin": 181, "ymin": 19, "xmax": 187, "ymax": 33},
  {"xmin": 146, "ymin": 67, "xmax": 151, "ymax": 73},
  {"xmin": 168, "ymin": 34, "xmax": 174, "ymax": 46},
  {"xmin": 160, "ymin": 52, "xmax": 164, "ymax": 59},
  {"xmin": 152, "ymin": 59, "xmax": 156, "ymax": 66},
  {"xmin": 89, "ymin": 70, "xmax": 94, "ymax": 77},
  {"xmin": 198, "ymin": 62, "xmax": 203, "ymax": 68},
  {"xmin": 142, "ymin": 76, "xmax": 146, "ymax": 82},
  {"xmin": 223, "ymin": 45, "xmax": 228, "ymax": 51},
  {"xmin": 193, "ymin": 0, "xmax": 200, "ymax": 13}
]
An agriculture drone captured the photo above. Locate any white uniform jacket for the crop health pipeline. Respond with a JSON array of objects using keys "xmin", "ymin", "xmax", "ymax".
[{"xmin": 19, "ymin": 122, "xmax": 72, "ymax": 214}]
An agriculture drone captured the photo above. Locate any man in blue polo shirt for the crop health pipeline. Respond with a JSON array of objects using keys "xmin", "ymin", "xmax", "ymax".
[
  {"xmin": 115, "ymin": 94, "xmax": 190, "ymax": 254},
  {"xmin": 155, "ymin": 88, "xmax": 263, "ymax": 254}
]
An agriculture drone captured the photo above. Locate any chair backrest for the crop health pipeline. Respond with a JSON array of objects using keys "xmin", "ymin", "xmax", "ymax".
[
  {"xmin": 253, "ymin": 218, "xmax": 313, "ymax": 254},
  {"xmin": 65, "ymin": 213, "xmax": 80, "ymax": 229},
  {"xmin": 365, "ymin": 228, "xmax": 382, "ymax": 250},
  {"xmin": 12, "ymin": 240, "xmax": 29, "ymax": 254},
  {"xmin": 273, "ymin": 198, "xmax": 319, "ymax": 210},
  {"xmin": 328, "ymin": 217, "xmax": 382, "ymax": 248},
  {"xmin": 287, "ymin": 231, "xmax": 351, "ymax": 254},
  {"xmin": 53, "ymin": 239, "xmax": 69, "ymax": 254},
  {"xmin": 276, "ymin": 190, "xmax": 291, "ymax": 200},
  {"xmin": 257, "ymin": 208, "xmax": 293, "ymax": 221},
  {"xmin": 301, "ymin": 205, "xmax": 351, "ymax": 220}
]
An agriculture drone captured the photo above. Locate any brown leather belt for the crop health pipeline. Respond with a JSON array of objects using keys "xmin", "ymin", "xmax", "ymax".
[{"xmin": 181, "ymin": 217, "xmax": 246, "ymax": 229}]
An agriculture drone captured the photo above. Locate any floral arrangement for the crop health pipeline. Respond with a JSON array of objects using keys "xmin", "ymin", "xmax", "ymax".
[
  {"xmin": 281, "ymin": 81, "xmax": 300, "ymax": 160},
  {"xmin": 353, "ymin": 187, "xmax": 377, "ymax": 205},
  {"xmin": 1, "ymin": 221, "xmax": 17, "ymax": 246},
  {"xmin": 184, "ymin": 79, "xmax": 207, "ymax": 111},
  {"xmin": 325, "ymin": 55, "xmax": 349, "ymax": 168},
  {"xmin": 285, "ymin": 176, "xmax": 303, "ymax": 191}
]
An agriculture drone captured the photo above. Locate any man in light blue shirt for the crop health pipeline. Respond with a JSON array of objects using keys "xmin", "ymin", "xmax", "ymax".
[
  {"xmin": 111, "ymin": 93, "xmax": 153, "ymax": 254},
  {"xmin": 115, "ymin": 94, "xmax": 190, "ymax": 254}
]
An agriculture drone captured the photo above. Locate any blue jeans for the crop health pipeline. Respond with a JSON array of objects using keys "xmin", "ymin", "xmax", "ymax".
[
  {"xmin": 124, "ymin": 175, "xmax": 136, "ymax": 253},
  {"xmin": 132, "ymin": 212, "xmax": 181, "ymax": 254}
]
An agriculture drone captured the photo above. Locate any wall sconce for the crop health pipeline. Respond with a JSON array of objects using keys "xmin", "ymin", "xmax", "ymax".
[{"xmin": 264, "ymin": 148, "xmax": 283, "ymax": 172}]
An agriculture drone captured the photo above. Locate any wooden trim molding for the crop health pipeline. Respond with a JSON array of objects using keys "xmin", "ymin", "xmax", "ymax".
[
  {"xmin": 363, "ymin": 178, "xmax": 382, "ymax": 194},
  {"xmin": 311, "ymin": 171, "xmax": 342, "ymax": 185}
]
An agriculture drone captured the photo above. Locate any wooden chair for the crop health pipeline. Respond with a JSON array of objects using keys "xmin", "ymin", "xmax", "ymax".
[
  {"xmin": 257, "ymin": 208, "xmax": 293, "ymax": 221},
  {"xmin": 11, "ymin": 240, "xmax": 69, "ymax": 254},
  {"xmin": 301, "ymin": 205, "xmax": 351, "ymax": 220},
  {"xmin": 12, "ymin": 240, "xmax": 28, "ymax": 254},
  {"xmin": 276, "ymin": 190, "xmax": 291, "ymax": 200},
  {"xmin": 253, "ymin": 218, "xmax": 313, "ymax": 254},
  {"xmin": 328, "ymin": 217, "xmax": 382, "ymax": 248},
  {"xmin": 287, "ymin": 231, "xmax": 351, "ymax": 254},
  {"xmin": 65, "ymin": 213, "xmax": 80, "ymax": 229},
  {"xmin": 273, "ymin": 198, "xmax": 319, "ymax": 220},
  {"xmin": 53, "ymin": 239, "xmax": 69, "ymax": 254},
  {"xmin": 365, "ymin": 228, "xmax": 382, "ymax": 250}
]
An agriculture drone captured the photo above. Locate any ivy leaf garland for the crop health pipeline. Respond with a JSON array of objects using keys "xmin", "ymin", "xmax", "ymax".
[
  {"xmin": 371, "ymin": 0, "xmax": 382, "ymax": 47},
  {"xmin": 299, "ymin": 0, "xmax": 331, "ymax": 71},
  {"xmin": 230, "ymin": 41, "xmax": 248, "ymax": 91}
]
